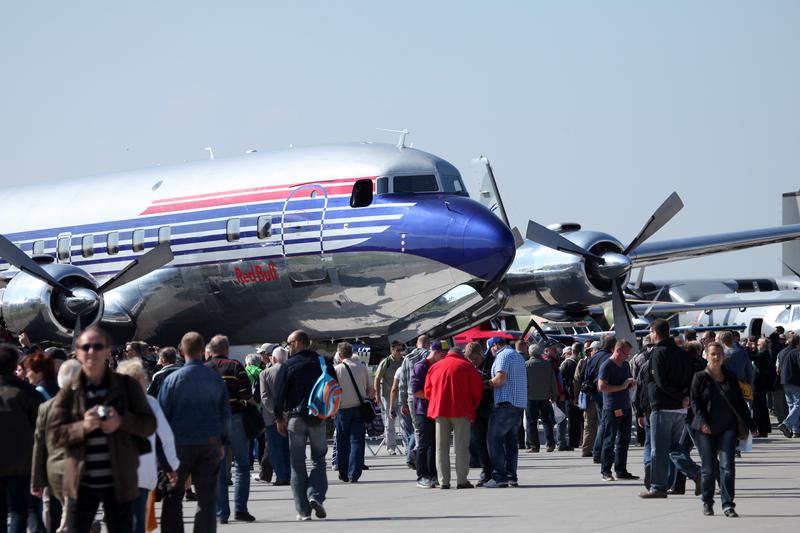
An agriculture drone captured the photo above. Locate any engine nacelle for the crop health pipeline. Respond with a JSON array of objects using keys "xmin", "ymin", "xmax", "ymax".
[
  {"xmin": 504, "ymin": 230, "xmax": 627, "ymax": 316},
  {"xmin": 0, "ymin": 264, "xmax": 103, "ymax": 344}
]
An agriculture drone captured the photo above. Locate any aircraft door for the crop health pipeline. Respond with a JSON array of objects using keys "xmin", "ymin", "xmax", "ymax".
[{"xmin": 281, "ymin": 185, "xmax": 329, "ymax": 283}]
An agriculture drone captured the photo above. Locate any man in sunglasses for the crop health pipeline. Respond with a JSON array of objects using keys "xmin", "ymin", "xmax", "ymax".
[{"xmin": 49, "ymin": 326, "xmax": 156, "ymax": 533}]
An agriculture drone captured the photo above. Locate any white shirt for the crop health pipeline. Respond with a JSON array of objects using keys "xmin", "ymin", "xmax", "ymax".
[{"xmin": 138, "ymin": 396, "xmax": 180, "ymax": 490}]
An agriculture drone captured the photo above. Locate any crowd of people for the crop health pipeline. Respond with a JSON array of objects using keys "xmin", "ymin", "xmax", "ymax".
[{"xmin": 2, "ymin": 318, "xmax": 800, "ymax": 531}]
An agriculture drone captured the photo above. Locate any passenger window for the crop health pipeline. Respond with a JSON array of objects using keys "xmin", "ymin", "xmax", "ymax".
[
  {"xmin": 132, "ymin": 229, "xmax": 145, "ymax": 252},
  {"xmin": 376, "ymin": 177, "xmax": 389, "ymax": 194},
  {"xmin": 32, "ymin": 240, "xmax": 44, "ymax": 255},
  {"xmin": 158, "ymin": 226, "xmax": 171, "ymax": 245},
  {"xmin": 257, "ymin": 216, "xmax": 271, "ymax": 239},
  {"xmin": 107, "ymin": 232, "xmax": 119, "ymax": 255},
  {"xmin": 57, "ymin": 237, "xmax": 71, "ymax": 261},
  {"xmin": 81, "ymin": 235, "xmax": 94, "ymax": 258},
  {"xmin": 226, "ymin": 218, "xmax": 241, "ymax": 242},
  {"xmin": 393, "ymin": 174, "xmax": 438, "ymax": 194}
]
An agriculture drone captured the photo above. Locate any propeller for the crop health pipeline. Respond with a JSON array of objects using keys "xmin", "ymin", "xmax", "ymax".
[
  {"xmin": 0, "ymin": 237, "xmax": 173, "ymax": 345},
  {"xmin": 523, "ymin": 192, "xmax": 683, "ymax": 346}
]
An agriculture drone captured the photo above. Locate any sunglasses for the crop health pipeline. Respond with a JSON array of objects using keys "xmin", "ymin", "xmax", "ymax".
[{"xmin": 78, "ymin": 343, "xmax": 107, "ymax": 352}]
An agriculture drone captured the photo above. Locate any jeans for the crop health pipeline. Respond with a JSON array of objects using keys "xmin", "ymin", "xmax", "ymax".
[
  {"xmin": 600, "ymin": 408, "xmax": 631, "ymax": 475},
  {"xmin": 0, "ymin": 475, "xmax": 29, "ymax": 533},
  {"xmin": 74, "ymin": 487, "xmax": 133, "ymax": 533},
  {"xmin": 435, "ymin": 417, "xmax": 471, "ymax": 486},
  {"xmin": 593, "ymin": 406, "xmax": 605, "ymax": 460},
  {"xmin": 488, "ymin": 404, "xmax": 524, "ymax": 483},
  {"xmin": 782, "ymin": 383, "xmax": 800, "ymax": 432},
  {"xmin": 471, "ymin": 413, "xmax": 493, "ymax": 482},
  {"xmin": 216, "ymin": 413, "xmax": 250, "ymax": 520},
  {"xmin": 670, "ymin": 424, "xmax": 701, "ymax": 481},
  {"xmin": 649, "ymin": 410, "xmax": 687, "ymax": 494},
  {"xmin": 335, "ymin": 406, "xmax": 365, "ymax": 481},
  {"xmin": 133, "ymin": 488, "xmax": 149, "ymax": 533},
  {"xmin": 399, "ymin": 411, "xmax": 416, "ymax": 467},
  {"xmin": 265, "ymin": 424, "xmax": 290, "ymax": 482},
  {"xmin": 695, "ymin": 429, "xmax": 738, "ymax": 509},
  {"xmin": 161, "ymin": 444, "xmax": 221, "ymax": 533},
  {"xmin": 287, "ymin": 415, "xmax": 328, "ymax": 517},
  {"xmin": 525, "ymin": 400, "xmax": 554, "ymax": 448},
  {"xmin": 415, "ymin": 413, "xmax": 437, "ymax": 481},
  {"xmin": 642, "ymin": 420, "xmax": 651, "ymax": 466},
  {"xmin": 554, "ymin": 400, "xmax": 568, "ymax": 447},
  {"xmin": 379, "ymin": 396, "xmax": 397, "ymax": 450}
]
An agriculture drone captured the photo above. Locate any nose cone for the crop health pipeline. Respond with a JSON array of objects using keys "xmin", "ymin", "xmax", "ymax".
[
  {"xmin": 593, "ymin": 252, "xmax": 632, "ymax": 281},
  {"xmin": 459, "ymin": 207, "xmax": 517, "ymax": 282}
]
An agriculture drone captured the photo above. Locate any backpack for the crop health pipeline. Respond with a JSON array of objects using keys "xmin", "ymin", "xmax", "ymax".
[{"xmin": 308, "ymin": 356, "xmax": 343, "ymax": 419}]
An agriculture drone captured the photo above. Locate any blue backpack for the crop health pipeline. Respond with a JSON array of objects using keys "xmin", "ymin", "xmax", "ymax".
[{"xmin": 308, "ymin": 356, "xmax": 342, "ymax": 419}]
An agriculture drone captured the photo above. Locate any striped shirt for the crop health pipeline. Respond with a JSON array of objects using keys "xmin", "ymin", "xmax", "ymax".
[
  {"xmin": 82, "ymin": 379, "xmax": 113, "ymax": 489},
  {"xmin": 492, "ymin": 346, "xmax": 528, "ymax": 409},
  {"xmin": 206, "ymin": 356, "xmax": 252, "ymax": 414}
]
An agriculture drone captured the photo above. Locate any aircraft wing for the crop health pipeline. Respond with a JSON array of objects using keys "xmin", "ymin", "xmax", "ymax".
[
  {"xmin": 629, "ymin": 223, "xmax": 800, "ymax": 267},
  {"xmin": 631, "ymin": 290, "xmax": 800, "ymax": 315}
]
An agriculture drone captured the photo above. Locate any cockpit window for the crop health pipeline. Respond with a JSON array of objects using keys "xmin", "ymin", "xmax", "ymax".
[
  {"xmin": 441, "ymin": 174, "xmax": 468, "ymax": 196},
  {"xmin": 393, "ymin": 174, "xmax": 439, "ymax": 194}
]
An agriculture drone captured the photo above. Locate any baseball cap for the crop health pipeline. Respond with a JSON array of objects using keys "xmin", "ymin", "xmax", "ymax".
[
  {"xmin": 486, "ymin": 336, "xmax": 504, "ymax": 349},
  {"xmin": 589, "ymin": 340, "xmax": 601, "ymax": 350},
  {"xmin": 430, "ymin": 341, "xmax": 444, "ymax": 351},
  {"xmin": 257, "ymin": 342, "xmax": 278, "ymax": 355}
]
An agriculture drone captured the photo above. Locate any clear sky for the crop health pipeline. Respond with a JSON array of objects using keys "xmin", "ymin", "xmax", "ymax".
[{"xmin": 2, "ymin": 1, "xmax": 799, "ymax": 280}]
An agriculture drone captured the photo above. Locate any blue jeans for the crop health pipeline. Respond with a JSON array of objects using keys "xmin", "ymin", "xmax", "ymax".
[
  {"xmin": 695, "ymin": 429, "xmax": 738, "ymax": 509},
  {"xmin": 414, "ymin": 412, "xmax": 437, "ymax": 481},
  {"xmin": 399, "ymin": 411, "xmax": 416, "ymax": 467},
  {"xmin": 642, "ymin": 420, "xmax": 651, "ymax": 466},
  {"xmin": 783, "ymin": 383, "xmax": 800, "ymax": 432},
  {"xmin": 670, "ymin": 424, "xmax": 701, "ymax": 481},
  {"xmin": 217, "ymin": 412, "xmax": 250, "ymax": 520},
  {"xmin": 525, "ymin": 400, "xmax": 554, "ymax": 448},
  {"xmin": 488, "ymin": 404, "xmax": 524, "ymax": 483},
  {"xmin": 554, "ymin": 400, "xmax": 568, "ymax": 447},
  {"xmin": 287, "ymin": 415, "xmax": 328, "ymax": 516},
  {"xmin": 600, "ymin": 408, "xmax": 631, "ymax": 475},
  {"xmin": 0, "ymin": 475, "xmax": 28, "ymax": 533},
  {"xmin": 133, "ymin": 488, "xmax": 148, "ymax": 533},
  {"xmin": 335, "ymin": 407, "xmax": 365, "ymax": 481},
  {"xmin": 266, "ymin": 424, "xmax": 291, "ymax": 482},
  {"xmin": 649, "ymin": 410, "xmax": 686, "ymax": 494}
]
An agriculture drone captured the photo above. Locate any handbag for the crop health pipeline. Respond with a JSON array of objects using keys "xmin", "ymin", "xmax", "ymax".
[
  {"xmin": 343, "ymin": 362, "xmax": 377, "ymax": 422},
  {"xmin": 577, "ymin": 391, "xmax": 589, "ymax": 411},
  {"xmin": 242, "ymin": 403, "xmax": 266, "ymax": 439},
  {"xmin": 708, "ymin": 371, "xmax": 749, "ymax": 441},
  {"xmin": 551, "ymin": 401, "xmax": 566, "ymax": 424}
]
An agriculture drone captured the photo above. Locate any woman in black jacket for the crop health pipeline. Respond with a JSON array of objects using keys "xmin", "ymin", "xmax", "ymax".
[{"xmin": 690, "ymin": 341, "xmax": 756, "ymax": 518}]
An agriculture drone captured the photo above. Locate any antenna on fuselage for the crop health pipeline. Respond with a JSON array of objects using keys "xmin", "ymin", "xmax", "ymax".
[
  {"xmin": 376, "ymin": 128, "xmax": 410, "ymax": 149},
  {"xmin": 204, "ymin": 147, "xmax": 215, "ymax": 160}
]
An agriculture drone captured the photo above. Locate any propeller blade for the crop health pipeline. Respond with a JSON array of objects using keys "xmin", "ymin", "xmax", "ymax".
[
  {"xmin": 70, "ymin": 314, "xmax": 83, "ymax": 353},
  {"xmin": 783, "ymin": 261, "xmax": 800, "ymax": 281},
  {"xmin": 511, "ymin": 227, "xmax": 524, "ymax": 249},
  {"xmin": 526, "ymin": 220, "xmax": 604, "ymax": 262},
  {"xmin": 0, "ymin": 233, "xmax": 73, "ymax": 296},
  {"xmin": 97, "ymin": 243, "xmax": 174, "ymax": 295},
  {"xmin": 611, "ymin": 279, "xmax": 638, "ymax": 348},
  {"xmin": 623, "ymin": 192, "xmax": 684, "ymax": 255}
]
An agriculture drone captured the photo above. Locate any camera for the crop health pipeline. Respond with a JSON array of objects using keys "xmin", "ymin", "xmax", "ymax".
[{"xmin": 97, "ymin": 406, "xmax": 110, "ymax": 421}]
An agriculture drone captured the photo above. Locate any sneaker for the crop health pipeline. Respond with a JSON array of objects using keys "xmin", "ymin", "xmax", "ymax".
[
  {"xmin": 430, "ymin": 479, "xmax": 439, "ymax": 488},
  {"xmin": 476, "ymin": 478, "xmax": 489, "ymax": 487},
  {"xmin": 273, "ymin": 479, "xmax": 290, "ymax": 486},
  {"xmin": 234, "ymin": 511, "xmax": 256, "ymax": 522},
  {"xmin": 296, "ymin": 514, "xmax": 311, "ymax": 521},
  {"xmin": 457, "ymin": 482, "xmax": 474, "ymax": 489},
  {"xmin": 252, "ymin": 473, "xmax": 264, "ymax": 482},
  {"xmin": 527, "ymin": 447, "xmax": 540, "ymax": 453},
  {"xmin": 723, "ymin": 508, "xmax": 739, "ymax": 518},
  {"xmin": 481, "ymin": 479, "xmax": 508, "ymax": 488},
  {"xmin": 416, "ymin": 478, "xmax": 433, "ymax": 489},
  {"xmin": 388, "ymin": 449, "xmax": 398, "ymax": 456},
  {"xmin": 557, "ymin": 445, "xmax": 573, "ymax": 451},
  {"xmin": 616, "ymin": 472, "xmax": 639, "ymax": 480},
  {"xmin": 185, "ymin": 488, "xmax": 197, "ymax": 501},
  {"xmin": 778, "ymin": 423, "xmax": 793, "ymax": 438},
  {"xmin": 219, "ymin": 518, "xmax": 228, "ymax": 525},
  {"xmin": 439, "ymin": 484, "xmax": 451, "ymax": 490},
  {"xmin": 638, "ymin": 490, "xmax": 667, "ymax": 499},
  {"xmin": 546, "ymin": 445, "xmax": 555, "ymax": 453},
  {"xmin": 309, "ymin": 499, "xmax": 327, "ymax": 519},
  {"xmin": 601, "ymin": 472, "xmax": 615, "ymax": 482},
  {"xmin": 702, "ymin": 504, "xmax": 714, "ymax": 516},
  {"xmin": 338, "ymin": 476, "xmax": 349, "ymax": 483},
  {"xmin": 508, "ymin": 480, "xmax": 519, "ymax": 487}
]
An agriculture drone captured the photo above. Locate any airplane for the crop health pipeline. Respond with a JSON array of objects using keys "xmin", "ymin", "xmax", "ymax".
[{"xmin": 0, "ymin": 142, "xmax": 516, "ymax": 347}]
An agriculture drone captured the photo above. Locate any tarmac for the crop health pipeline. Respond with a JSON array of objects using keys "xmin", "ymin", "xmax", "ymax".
[{"xmin": 165, "ymin": 430, "xmax": 800, "ymax": 533}]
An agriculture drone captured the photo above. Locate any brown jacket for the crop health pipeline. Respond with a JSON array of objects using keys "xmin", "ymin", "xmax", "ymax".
[
  {"xmin": 49, "ymin": 369, "xmax": 156, "ymax": 502},
  {"xmin": 32, "ymin": 399, "xmax": 67, "ymax": 501}
]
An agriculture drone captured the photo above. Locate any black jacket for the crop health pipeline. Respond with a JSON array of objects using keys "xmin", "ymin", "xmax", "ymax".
[
  {"xmin": 273, "ymin": 349, "xmax": 336, "ymax": 420},
  {"xmin": 0, "ymin": 375, "xmax": 43, "ymax": 476},
  {"xmin": 647, "ymin": 338, "xmax": 694, "ymax": 411},
  {"xmin": 779, "ymin": 347, "xmax": 800, "ymax": 387},
  {"xmin": 751, "ymin": 349, "xmax": 776, "ymax": 392},
  {"xmin": 690, "ymin": 368, "xmax": 755, "ymax": 434}
]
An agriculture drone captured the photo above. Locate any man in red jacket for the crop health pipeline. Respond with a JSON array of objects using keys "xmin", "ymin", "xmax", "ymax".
[{"xmin": 424, "ymin": 347, "xmax": 483, "ymax": 489}]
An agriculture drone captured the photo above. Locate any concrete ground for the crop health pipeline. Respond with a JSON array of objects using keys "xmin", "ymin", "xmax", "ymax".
[{"xmin": 164, "ymin": 430, "xmax": 800, "ymax": 533}]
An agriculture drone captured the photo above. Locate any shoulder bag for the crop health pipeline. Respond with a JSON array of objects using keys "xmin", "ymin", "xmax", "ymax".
[{"xmin": 343, "ymin": 362, "xmax": 377, "ymax": 422}]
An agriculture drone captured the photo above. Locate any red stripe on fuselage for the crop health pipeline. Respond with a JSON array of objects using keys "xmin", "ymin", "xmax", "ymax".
[{"xmin": 140, "ymin": 177, "xmax": 375, "ymax": 216}]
